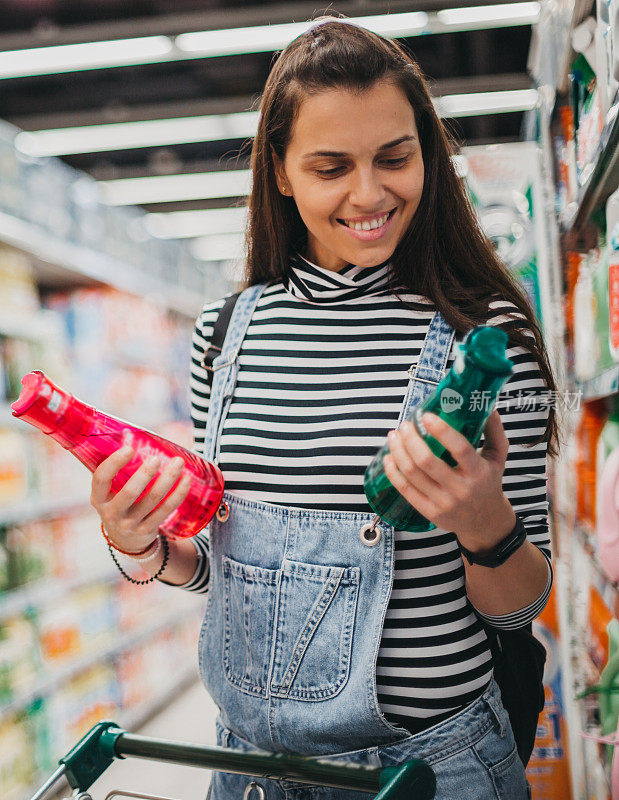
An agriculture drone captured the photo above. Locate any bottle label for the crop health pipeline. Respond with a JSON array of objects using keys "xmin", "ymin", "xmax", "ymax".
[{"xmin": 48, "ymin": 390, "xmax": 62, "ymax": 413}]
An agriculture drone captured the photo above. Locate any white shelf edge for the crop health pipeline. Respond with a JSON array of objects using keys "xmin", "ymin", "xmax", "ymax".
[
  {"xmin": 0, "ymin": 492, "xmax": 90, "ymax": 527},
  {"xmin": 0, "ymin": 211, "xmax": 201, "ymax": 319}
]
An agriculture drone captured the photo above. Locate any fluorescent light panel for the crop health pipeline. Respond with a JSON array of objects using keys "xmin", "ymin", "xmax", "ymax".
[
  {"xmin": 145, "ymin": 206, "xmax": 248, "ymax": 238},
  {"xmin": 15, "ymin": 112, "xmax": 260, "ymax": 157},
  {"xmin": 0, "ymin": 4, "xmax": 540, "ymax": 80},
  {"xmin": 17, "ymin": 88, "xmax": 538, "ymax": 158},
  {"xmin": 0, "ymin": 36, "xmax": 173, "ymax": 79},
  {"xmin": 190, "ymin": 233, "xmax": 246, "ymax": 262},
  {"xmin": 99, "ymin": 170, "xmax": 251, "ymax": 205}
]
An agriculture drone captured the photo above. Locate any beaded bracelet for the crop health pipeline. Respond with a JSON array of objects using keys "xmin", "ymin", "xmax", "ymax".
[{"xmin": 105, "ymin": 532, "xmax": 170, "ymax": 585}]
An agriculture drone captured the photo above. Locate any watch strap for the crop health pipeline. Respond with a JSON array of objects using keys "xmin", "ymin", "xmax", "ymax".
[{"xmin": 459, "ymin": 513, "xmax": 527, "ymax": 568}]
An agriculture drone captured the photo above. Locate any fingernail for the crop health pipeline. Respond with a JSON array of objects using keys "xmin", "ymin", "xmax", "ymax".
[
  {"xmin": 172, "ymin": 457, "xmax": 184, "ymax": 468},
  {"xmin": 387, "ymin": 430, "xmax": 396, "ymax": 440},
  {"xmin": 401, "ymin": 421, "xmax": 413, "ymax": 433}
]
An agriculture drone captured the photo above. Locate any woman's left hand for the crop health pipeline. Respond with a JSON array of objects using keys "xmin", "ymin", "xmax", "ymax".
[{"xmin": 383, "ymin": 409, "xmax": 515, "ymax": 550}]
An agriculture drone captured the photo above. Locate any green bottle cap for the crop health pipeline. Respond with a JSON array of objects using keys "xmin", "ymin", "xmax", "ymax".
[{"xmin": 462, "ymin": 326, "xmax": 514, "ymax": 376}]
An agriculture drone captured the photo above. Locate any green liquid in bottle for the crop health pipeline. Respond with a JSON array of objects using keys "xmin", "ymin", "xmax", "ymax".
[{"xmin": 363, "ymin": 326, "xmax": 514, "ymax": 532}]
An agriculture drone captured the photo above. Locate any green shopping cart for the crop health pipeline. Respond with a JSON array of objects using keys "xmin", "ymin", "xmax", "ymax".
[{"xmin": 28, "ymin": 721, "xmax": 436, "ymax": 800}]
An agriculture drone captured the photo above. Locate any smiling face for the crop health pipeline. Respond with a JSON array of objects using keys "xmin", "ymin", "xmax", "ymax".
[{"xmin": 273, "ymin": 79, "xmax": 425, "ymax": 273}]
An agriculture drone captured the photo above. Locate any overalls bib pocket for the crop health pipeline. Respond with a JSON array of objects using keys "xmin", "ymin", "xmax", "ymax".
[
  {"xmin": 223, "ymin": 556, "xmax": 279, "ymax": 697},
  {"xmin": 271, "ymin": 560, "xmax": 360, "ymax": 701},
  {"xmin": 222, "ymin": 555, "xmax": 360, "ymax": 701}
]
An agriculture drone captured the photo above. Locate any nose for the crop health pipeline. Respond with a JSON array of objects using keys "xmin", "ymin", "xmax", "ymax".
[{"xmin": 347, "ymin": 165, "xmax": 387, "ymax": 210}]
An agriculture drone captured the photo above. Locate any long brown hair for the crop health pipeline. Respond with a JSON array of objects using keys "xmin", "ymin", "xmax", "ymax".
[{"xmin": 239, "ymin": 15, "xmax": 560, "ymax": 458}]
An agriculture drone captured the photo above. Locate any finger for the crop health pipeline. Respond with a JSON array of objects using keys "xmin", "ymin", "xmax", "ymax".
[
  {"xmin": 139, "ymin": 472, "xmax": 192, "ymax": 532},
  {"xmin": 480, "ymin": 409, "xmax": 509, "ymax": 465},
  {"xmin": 91, "ymin": 445, "xmax": 135, "ymax": 507},
  {"xmin": 387, "ymin": 427, "xmax": 444, "ymax": 497},
  {"xmin": 397, "ymin": 419, "xmax": 460, "ymax": 485},
  {"xmin": 105, "ymin": 454, "xmax": 163, "ymax": 517},
  {"xmin": 421, "ymin": 413, "xmax": 477, "ymax": 473},
  {"xmin": 129, "ymin": 456, "xmax": 186, "ymax": 520},
  {"xmin": 382, "ymin": 453, "xmax": 434, "ymax": 521}
]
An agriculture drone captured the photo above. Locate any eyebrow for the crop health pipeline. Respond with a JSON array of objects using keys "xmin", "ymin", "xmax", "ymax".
[{"xmin": 301, "ymin": 135, "xmax": 416, "ymax": 160}]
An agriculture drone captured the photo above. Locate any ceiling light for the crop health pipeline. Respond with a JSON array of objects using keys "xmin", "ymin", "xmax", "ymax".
[
  {"xmin": 190, "ymin": 233, "xmax": 246, "ymax": 262},
  {"xmin": 0, "ymin": 4, "xmax": 538, "ymax": 80},
  {"xmin": 0, "ymin": 36, "xmax": 173, "ymax": 79},
  {"xmin": 175, "ymin": 13, "xmax": 429, "ymax": 56},
  {"xmin": 14, "ymin": 112, "xmax": 259, "ymax": 157},
  {"xmin": 435, "ymin": 89, "xmax": 538, "ymax": 117},
  {"xmin": 99, "ymin": 170, "xmax": 251, "ymax": 205},
  {"xmin": 436, "ymin": 2, "xmax": 539, "ymax": 27},
  {"xmin": 145, "ymin": 207, "xmax": 248, "ymax": 238}
]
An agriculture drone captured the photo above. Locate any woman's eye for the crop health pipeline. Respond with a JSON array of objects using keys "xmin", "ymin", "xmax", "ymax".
[
  {"xmin": 382, "ymin": 156, "xmax": 409, "ymax": 166},
  {"xmin": 315, "ymin": 155, "xmax": 410, "ymax": 177}
]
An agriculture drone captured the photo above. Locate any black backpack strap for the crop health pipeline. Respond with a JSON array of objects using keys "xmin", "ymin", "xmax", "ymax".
[{"xmin": 201, "ymin": 291, "xmax": 242, "ymax": 392}]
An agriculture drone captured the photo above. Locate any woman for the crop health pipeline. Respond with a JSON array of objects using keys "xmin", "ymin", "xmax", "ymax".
[{"xmin": 91, "ymin": 17, "xmax": 559, "ymax": 800}]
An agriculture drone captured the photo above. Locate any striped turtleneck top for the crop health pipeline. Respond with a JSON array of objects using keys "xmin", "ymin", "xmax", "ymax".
[{"xmin": 180, "ymin": 252, "xmax": 553, "ymax": 732}]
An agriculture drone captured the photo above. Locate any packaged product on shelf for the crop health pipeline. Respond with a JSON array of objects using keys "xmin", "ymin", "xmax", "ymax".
[
  {"xmin": 607, "ymin": 187, "xmax": 619, "ymax": 361},
  {"xmin": 0, "ymin": 122, "xmax": 25, "ymax": 218},
  {"xmin": 596, "ymin": 0, "xmax": 619, "ymax": 118},
  {"xmin": 557, "ymin": 106, "xmax": 579, "ymax": 214},
  {"xmin": 73, "ymin": 583, "xmax": 118, "ymax": 656},
  {"xmin": 461, "ymin": 141, "xmax": 545, "ymax": 324},
  {"xmin": 574, "ymin": 251, "xmax": 598, "ymax": 380},
  {"xmin": 576, "ymin": 399, "xmax": 609, "ymax": 529},
  {"xmin": 45, "ymin": 662, "xmax": 120, "ymax": 756},
  {"xmin": 0, "ymin": 712, "xmax": 36, "ymax": 800},
  {"xmin": 0, "ymin": 613, "xmax": 41, "ymax": 703},
  {"xmin": 21, "ymin": 156, "xmax": 74, "ymax": 241},
  {"xmin": 50, "ymin": 510, "xmax": 110, "ymax": 579},
  {"xmin": 3, "ymin": 521, "xmax": 55, "ymax": 589},
  {"xmin": 0, "ymin": 428, "xmax": 29, "ymax": 506},
  {"xmin": 0, "ymin": 246, "xmax": 39, "ymax": 315},
  {"xmin": 570, "ymin": 44, "xmax": 605, "ymax": 185},
  {"xmin": 596, "ymin": 395, "xmax": 619, "ymax": 580},
  {"xmin": 36, "ymin": 596, "xmax": 82, "ymax": 665}
]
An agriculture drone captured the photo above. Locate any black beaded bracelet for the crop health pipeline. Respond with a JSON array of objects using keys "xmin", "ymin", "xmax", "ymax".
[{"xmin": 106, "ymin": 533, "xmax": 170, "ymax": 585}]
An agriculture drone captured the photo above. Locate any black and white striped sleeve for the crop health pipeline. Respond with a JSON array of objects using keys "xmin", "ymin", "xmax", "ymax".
[{"xmin": 470, "ymin": 300, "xmax": 553, "ymax": 629}]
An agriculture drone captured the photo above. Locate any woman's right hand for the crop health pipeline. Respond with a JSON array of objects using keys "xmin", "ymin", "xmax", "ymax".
[{"xmin": 90, "ymin": 445, "xmax": 191, "ymax": 554}]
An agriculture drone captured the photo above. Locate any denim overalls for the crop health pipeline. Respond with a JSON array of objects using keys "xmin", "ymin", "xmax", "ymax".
[{"xmin": 198, "ymin": 282, "xmax": 530, "ymax": 800}]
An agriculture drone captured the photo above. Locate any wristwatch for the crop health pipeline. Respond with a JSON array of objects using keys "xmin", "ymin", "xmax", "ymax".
[{"xmin": 458, "ymin": 513, "xmax": 527, "ymax": 568}]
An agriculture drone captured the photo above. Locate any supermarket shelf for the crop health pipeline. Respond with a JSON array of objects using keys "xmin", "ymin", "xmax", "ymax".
[
  {"xmin": 573, "ymin": 522, "xmax": 619, "ymax": 607},
  {"xmin": 575, "ymin": 365, "xmax": 619, "ymax": 400},
  {"xmin": 0, "ymin": 605, "xmax": 201, "ymax": 720},
  {"xmin": 562, "ymin": 96, "xmax": 619, "ymax": 235},
  {"xmin": 0, "ymin": 566, "xmax": 119, "ymax": 623},
  {"xmin": 0, "ymin": 491, "xmax": 89, "ymax": 527},
  {"xmin": 0, "ymin": 211, "xmax": 201, "ymax": 319}
]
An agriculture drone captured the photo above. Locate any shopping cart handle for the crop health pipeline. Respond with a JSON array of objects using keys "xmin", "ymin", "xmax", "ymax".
[{"xmin": 51, "ymin": 720, "xmax": 436, "ymax": 800}]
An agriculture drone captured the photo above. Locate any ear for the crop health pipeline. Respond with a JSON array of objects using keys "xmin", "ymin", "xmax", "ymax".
[{"xmin": 271, "ymin": 147, "xmax": 289, "ymax": 195}]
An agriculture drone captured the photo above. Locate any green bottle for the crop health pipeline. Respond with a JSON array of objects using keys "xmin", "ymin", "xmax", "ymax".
[{"xmin": 364, "ymin": 326, "xmax": 514, "ymax": 532}]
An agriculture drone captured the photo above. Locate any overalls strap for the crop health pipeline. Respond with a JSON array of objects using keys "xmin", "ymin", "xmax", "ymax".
[
  {"xmin": 202, "ymin": 282, "xmax": 270, "ymax": 465},
  {"xmin": 397, "ymin": 309, "xmax": 457, "ymax": 425}
]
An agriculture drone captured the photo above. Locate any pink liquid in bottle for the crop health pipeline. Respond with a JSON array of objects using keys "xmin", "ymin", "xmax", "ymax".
[{"xmin": 11, "ymin": 371, "xmax": 225, "ymax": 539}]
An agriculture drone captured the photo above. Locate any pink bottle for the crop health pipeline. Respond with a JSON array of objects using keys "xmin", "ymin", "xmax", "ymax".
[{"xmin": 11, "ymin": 371, "xmax": 225, "ymax": 539}]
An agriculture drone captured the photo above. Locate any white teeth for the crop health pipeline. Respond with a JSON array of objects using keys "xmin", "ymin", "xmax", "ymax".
[{"xmin": 343, "ymin": 211, "xmax": 390, "ymax": 231}]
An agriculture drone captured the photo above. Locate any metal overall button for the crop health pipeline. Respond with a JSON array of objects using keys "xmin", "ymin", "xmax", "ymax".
[
  {"xmin": 243, "ymin": 782, "xmax": 265, "ymax": 800},
  {"xmin": 359, "ymin": 516, "xmax": 382, "ymax": 546},
  {"xmin": 216, "ymin": 500, "xmax": 230, "ymax": 522}
]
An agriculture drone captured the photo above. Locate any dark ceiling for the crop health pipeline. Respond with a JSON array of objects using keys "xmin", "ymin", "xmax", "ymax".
[{"xmin": 0, "ymin": 0, "xmax": 534, "ymax": 214}]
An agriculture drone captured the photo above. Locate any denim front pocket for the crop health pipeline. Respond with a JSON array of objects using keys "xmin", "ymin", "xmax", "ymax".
[
  {"xmin": 271, "ymin": 559, "xmax": 360, "ymax": 701},
  {"xmin": 223, "ymin": 555, "xmax": 278, "ymax": 697}
]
